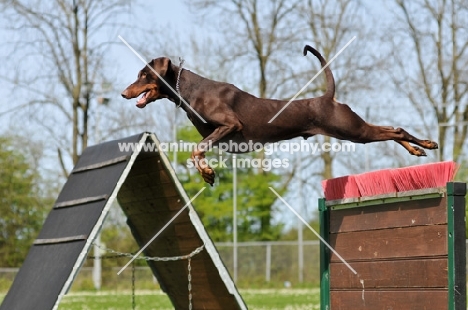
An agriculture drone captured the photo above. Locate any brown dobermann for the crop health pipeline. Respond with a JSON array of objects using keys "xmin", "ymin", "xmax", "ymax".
[{"xmin": 121, "ymin": 45, "xmax": 438, "ymax": 185}]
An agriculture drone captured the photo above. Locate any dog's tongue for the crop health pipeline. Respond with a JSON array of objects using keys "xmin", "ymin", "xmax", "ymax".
[{"xmin": 136, "ymin": 92, "xmax": 147, "ymax": 108}]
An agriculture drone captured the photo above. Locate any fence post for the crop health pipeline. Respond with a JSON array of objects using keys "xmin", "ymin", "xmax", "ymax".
[
  {"xmin": 232, "ymin": 154, "xmax": 238, "ymax": 283},
  {"xmin": 92, "ymin": 233, "xmax": 101, "ymax": 290},
  {"xmin": 265, "ymin": 243, "xmax": 271, "ymax": 282}
]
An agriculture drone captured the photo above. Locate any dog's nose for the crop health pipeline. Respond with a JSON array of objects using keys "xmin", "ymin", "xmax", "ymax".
[{"xmin": 121, "ymin": 89, "xmax": 130, "ymax": 99}]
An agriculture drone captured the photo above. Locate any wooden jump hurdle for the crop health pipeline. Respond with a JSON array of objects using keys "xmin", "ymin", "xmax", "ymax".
[{"xmin": 319, "ymin": 182, "xmax": 466, "ymax": 310}]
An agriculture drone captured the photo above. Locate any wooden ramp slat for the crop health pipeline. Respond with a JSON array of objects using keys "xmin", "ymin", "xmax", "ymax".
[
  {"xmin": 72, "ymin": 155, "xmax": 130, "ymax": 173},
  {"xmin": 34, "ymin": 235, "xmax": 88, "ymax": 245},
  {"xmin": 53, "ymin": 195, "xmax": 108, "ymax": 209}
]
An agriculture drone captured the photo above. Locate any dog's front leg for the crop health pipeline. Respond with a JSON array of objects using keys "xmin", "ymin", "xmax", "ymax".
[
  {"xmin": 191, "ymin": 121, "xmax": 242, "ymax": 186},
  {"xmin": 191, "ymin": 144, "xmax": 215, "ymax": 185}
]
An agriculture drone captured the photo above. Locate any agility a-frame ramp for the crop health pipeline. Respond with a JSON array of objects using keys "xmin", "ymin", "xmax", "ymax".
[{"xmin": 1, "ymin": 132, "xmax": 247, "ymax": 310}]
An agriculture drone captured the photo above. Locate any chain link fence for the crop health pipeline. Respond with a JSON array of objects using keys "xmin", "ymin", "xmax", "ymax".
[
  {"xmin": 0, "ymin": 241, "xmax": 320, "ymax": 292},
  {"xmin": 215, "ymin": 241, "xmax": 320, "ymax": 286},
  {"xmin": 4, "ymin": 239, "xmax": 468, "ymax": 292}
]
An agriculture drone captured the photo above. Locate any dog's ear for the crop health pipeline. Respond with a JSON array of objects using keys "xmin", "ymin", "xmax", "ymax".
[{"xmin": 152, "ymin": 57, "xmax": 172, "ymax": 78}]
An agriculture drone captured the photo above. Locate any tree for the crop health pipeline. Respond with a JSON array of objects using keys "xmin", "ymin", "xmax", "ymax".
[
  {"xmin": 189, "ymin": 0, "xmax": 303, "ymax": 98},
  {"xmin": 280, "ymin": 219, "xmax": 320, "ymax": 241},
  {"xmin": 0, "ymin": 0, "xmax": 134, "ymax": 177},
  {"xmin": 174, "ymin": 125, "xmax": 288, "ymax": 241},
  {"xmin": 292, "ymin": 0, "xmax": 388, "ymax": 182},
  {"xmin": 390, "ymin": 0, "xmax": 468, "ymax": 162},
  {"xmin": 188, "ymin": 0, "xmax": 387, "ymax": 215},
  {"xmin": 0, "ymin": 136, "xmax": 49, "ymax": 266},
  {"xmin": 136, "ymin": 1, "xmax": 301, "ymax": 238},
  {"xmin": 186, "ymin": 0, "xmax": 305, "ymax": 236}
]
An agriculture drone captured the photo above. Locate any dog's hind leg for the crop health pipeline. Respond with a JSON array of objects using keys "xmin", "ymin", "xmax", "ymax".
[
  {"xmin": 361, "ymin": 125, "xmax": 438, "ymax": 156},
  {"xmin": 394, "ymin": 140, "xmax": 428, "ymax": 156}
]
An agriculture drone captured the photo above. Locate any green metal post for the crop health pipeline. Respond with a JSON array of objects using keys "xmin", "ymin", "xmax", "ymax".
[
  {"xmin": 318, "ymin": 198, "xmax": 330, "ymax": 310},
  {"xmin": 446, "ymin": 182, "xmax": 466, "ymax": 310}
]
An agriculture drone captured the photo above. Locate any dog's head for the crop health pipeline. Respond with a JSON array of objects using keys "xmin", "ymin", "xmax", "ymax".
[{"xmin": 121, "ymin": 57, "xmax": 175, "ymax": 108}]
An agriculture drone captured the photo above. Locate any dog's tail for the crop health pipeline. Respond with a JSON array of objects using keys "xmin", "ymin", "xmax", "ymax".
[{"xmin": 303, "ymin": 45, "xmax": 335, "ymax": 99}]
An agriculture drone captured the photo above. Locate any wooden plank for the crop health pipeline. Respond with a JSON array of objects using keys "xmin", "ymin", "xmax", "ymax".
[
  {"xmin": 330, "ymin": 289, "xmax": 448, "ymax": 310},
  {"xmin": 129, "ymin": 156, "xmax": 165, "ymax": 174},
  {"xmin": 149, "ymin": 243, "xmax": 205, "ymax": 256},
  {"xmin": 330, "ymin": 225, "xmax": 447, "ymax": 261},
  {"xmin": 174, "ymin": 223, "xmax": 202, "ymax": 238},
  {"xmin": 127, "ymin": 213, "xmax": 192, "ymax": 232},
  {"xmin": 123, "ymin": 179, "xmax": 180, "ymax": 198},
  {"xmin": 127, "ymin": 162, "xmax": 170, "ymax": 180},
  {"xmin": 119, "ymin": 200, "xmax": 171, "ymax": 213},
  {"xmin": 125, "ymin": 169, "xmax": 172, "ymax": 184},
  {"xmin": 329, "ymin": 197, "xmax": 446, "ymax": 233},
  {"xmin": 141, "ymin": 236, "xmax": 203, "ymax": 255},
  {"xmin": 330, "ymin": 258, "xmax": 448, "ymax": 289}
]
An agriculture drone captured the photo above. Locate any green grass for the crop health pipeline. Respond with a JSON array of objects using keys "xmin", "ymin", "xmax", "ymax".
[
  {"xmin": 240, "ymin": 289, "xmax": 320, "ymax": 310},
  {"xmin": 54, "ymin": 288, "xmax": 320, "ymax": 310}
]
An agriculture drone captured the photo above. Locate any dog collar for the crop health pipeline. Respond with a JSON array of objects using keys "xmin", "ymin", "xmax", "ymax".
[{"xmin": 176, "ymin": 58, "xmax": 185, "ymax": 108}]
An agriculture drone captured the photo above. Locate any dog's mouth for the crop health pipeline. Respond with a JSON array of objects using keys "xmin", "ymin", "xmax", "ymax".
[{"xmin": 136, "ymin": 90, "xmax": 153, "ymax": 109}]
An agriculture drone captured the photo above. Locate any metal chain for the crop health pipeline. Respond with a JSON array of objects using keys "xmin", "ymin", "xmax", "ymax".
[
  {"xmin": 91, "ymin": 242, "xmax": 205, "ymax": 262},
  {"xmin": 90, "ymin": 242, "xmax": 204, "ymax": 310},
  {"xmin": 188, "ymin": 257, "xmax": 192, "ymax": 310}
]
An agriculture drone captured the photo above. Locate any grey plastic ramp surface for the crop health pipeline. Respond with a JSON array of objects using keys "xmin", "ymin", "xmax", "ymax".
[
  {"xmin": 0, "ymin": 133, "xmax": 141, "ymax": 310},
  {"xmin": 1, "ymin": 132, "xmax": 246, "ymax": 310}
]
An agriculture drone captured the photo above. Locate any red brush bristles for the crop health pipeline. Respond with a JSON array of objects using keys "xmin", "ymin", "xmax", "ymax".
[
  {"xmin": 390, "ymin": 168, "xmax": 415, "ymax": 192},
  {"xmin": 397, "ymin": 161, "xmax": 457, "ymax": 190},
  {"xmin": 322, "ymin": 161, "xmax": 458, "ymax": 200},
  {"xmin": 354, "ymin": 169, "xmax": 397, "ymax": 197},
  {"xmin": 322, "ymin": 175, "xmax": 359, "ymax": 201}
]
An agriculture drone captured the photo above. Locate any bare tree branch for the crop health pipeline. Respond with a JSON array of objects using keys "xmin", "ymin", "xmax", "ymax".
[
  {"xmin": 391, "ymin": 0, "xmax": 468, "ymax": 161},
  {"xmin": 0, "ymin": 0, "xmax": 132, "ymax": 175}
]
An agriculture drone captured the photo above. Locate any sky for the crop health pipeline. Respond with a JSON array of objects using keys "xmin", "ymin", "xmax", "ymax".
[
  {"xmin": 0, "ymin": 0, "xmax": 451, "ymax": 230},
  {"xmin": 115, "ymin": 1, "xmax": 194, "ymax": 77}
]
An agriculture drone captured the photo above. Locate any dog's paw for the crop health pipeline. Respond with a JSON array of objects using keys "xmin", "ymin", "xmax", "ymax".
[
  {"xmin": 201, "ymin": 168, "xmax": 216, "ymax": 186},
  {"xmin": 409, "ymin": 146, "xmax": 427, "ymax": 157},
  {"xmin": 423, "ymin": 140, "xmax": 438, "ymax": 150}
]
